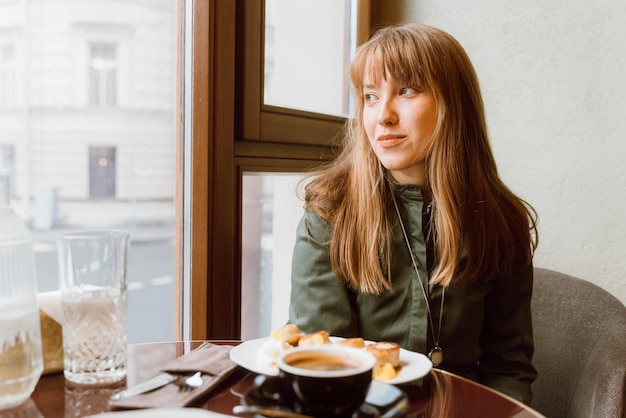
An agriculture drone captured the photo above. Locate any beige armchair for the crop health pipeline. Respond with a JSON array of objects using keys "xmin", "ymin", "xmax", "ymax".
[{"xmin": 531, "ymin": 267, "xmax": 626, "ymax": 418}]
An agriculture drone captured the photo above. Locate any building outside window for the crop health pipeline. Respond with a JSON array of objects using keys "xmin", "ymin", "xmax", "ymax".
[
  {"xmin": 0, "ymin": 44, "xmax": 15, "ymax": 108},
  {"xmin": 0, "ymin": 0, "xmax": 177, "ymax": 344},
  {"xmin": 0, "ymin": 145, "xmax": 15, "ymax": 196}
]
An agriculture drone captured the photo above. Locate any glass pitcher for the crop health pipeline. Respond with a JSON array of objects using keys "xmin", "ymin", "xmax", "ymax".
[{"xmin": 0, "ymin": 173, "xmax": 44, "ymax": 410}]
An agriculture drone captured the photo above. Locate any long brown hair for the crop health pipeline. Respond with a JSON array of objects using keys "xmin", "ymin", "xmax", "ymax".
[{"xmin": 303, "ymin": 23, "xmax": 538, "ymax": 293}]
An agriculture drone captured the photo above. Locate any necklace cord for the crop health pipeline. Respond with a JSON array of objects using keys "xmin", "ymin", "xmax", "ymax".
[{"xmin": 392, "ymin": 195, "xmax": 445, "ymax": 351}]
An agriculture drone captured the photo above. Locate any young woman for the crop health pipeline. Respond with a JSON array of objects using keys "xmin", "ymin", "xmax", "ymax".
[{"xmin": 288, "ymin": 23, "xmax": 539, "ymax": 404}]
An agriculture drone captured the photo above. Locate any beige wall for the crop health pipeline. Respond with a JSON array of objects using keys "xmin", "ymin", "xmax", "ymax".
[{"xmin": 378, "ymin": 1, "xmax": 626, "ymax": 304}]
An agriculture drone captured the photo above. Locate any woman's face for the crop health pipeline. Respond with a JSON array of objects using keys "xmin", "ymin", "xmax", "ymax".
[{"xmin": 362, "ymin": 73, "xmax": 437, "ymax": 188}]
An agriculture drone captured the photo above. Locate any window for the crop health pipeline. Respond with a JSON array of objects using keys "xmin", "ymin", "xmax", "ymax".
[
  {"xmin": 1, "ymin": 0, "xmax": 373, "ymax": 344},
  {"xmin": 0, "ymin": 0, "xmax": 177, "ymax": 344},
  {"xmin": 237, "ymin": 0, "xmax": 359, "ymax": 340},
  {"xmin": 241, "ymin": 173, "xmax": 309, "ymax": 339},
  {"xmin": 188, "ymin": 0, "xmax": 373, "ymax": 339},
  {"xmin": 263, "ymin": 0, "xmax": 354, "ymax": 116},
  {"xmin": 0, "ymin": 44, "xmax": 15, "ymax": 108},
  {"xmin": 88, "ymin": 43, "xmax": 117, "ymax": 107}
]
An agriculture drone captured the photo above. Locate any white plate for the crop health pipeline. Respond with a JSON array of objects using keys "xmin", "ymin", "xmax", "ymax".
[
  {"xmin": 91, "ymin": 408, "xmax": 231, "ymax": 417},
  {"xmin": 229, "ymin": 336, "xmax": 432, "ymax": 385}
]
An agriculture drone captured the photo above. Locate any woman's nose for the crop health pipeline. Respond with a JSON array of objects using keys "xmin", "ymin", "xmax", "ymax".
[{"xmin": 377, "ymin": 99, "xmax": 398, "ymax": 125}]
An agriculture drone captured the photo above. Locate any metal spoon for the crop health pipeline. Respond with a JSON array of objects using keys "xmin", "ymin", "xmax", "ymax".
[
  {"xmin": 232, "ymin": 405, "xmax": 314, "ymax": 418},
  {"xmin": 175, "ymin": 371, "xmax": 204, "ymax": 391}
]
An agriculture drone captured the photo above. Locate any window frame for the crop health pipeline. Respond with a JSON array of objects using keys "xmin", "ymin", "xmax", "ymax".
[{"xmin": 185, "ymin": 0, "xmax": 372, "ymax": 339}]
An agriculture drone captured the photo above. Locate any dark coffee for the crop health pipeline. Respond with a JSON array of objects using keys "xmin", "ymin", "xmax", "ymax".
[
  {"xmin": 287, "ymin": 354, "xmax": 362, "ymax": 372},
  {"xmin": 278, "ymin": 345, "xmax": 376, "ymax": 417}
]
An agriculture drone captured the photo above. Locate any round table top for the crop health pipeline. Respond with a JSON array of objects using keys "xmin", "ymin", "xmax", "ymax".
[{"xmin": 22, "ymin": 341, "xmax": 543, "ymax": 417}]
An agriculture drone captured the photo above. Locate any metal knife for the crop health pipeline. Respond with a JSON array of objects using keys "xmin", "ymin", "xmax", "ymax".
[{"xmin": 110, "ymin": 373, "xmax": 176, "ymax": 401}]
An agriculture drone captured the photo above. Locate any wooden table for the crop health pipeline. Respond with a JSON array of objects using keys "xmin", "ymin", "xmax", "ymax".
[{"xmin": 24, "ymin": 341, "xmax": 544, "ymax": 417}]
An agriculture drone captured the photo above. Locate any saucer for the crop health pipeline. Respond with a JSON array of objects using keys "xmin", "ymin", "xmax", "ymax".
[
  {"xmin": 230, "ymin": 336, "xmax": 432, "ymax": 384},
  {"xmin": 240, "ymin": 375, "xmax": 408, "ymax": 417}
]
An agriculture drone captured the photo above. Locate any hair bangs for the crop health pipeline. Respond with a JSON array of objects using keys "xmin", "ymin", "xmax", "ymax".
[{"xmin": 351, "ymin": 29, "xmax": 430, "ymax": 95}]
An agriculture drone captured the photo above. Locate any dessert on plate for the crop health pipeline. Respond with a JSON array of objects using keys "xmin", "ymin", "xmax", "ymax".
[
  {"xmin": 256, "ymin": 325, "xmax": 401, "ymax": 381},
  {"xmin": 366, "ymin": 341, "xmax": 401, "ymax": 381},
  {"xmin": 297, "ymin": 330, "xmax": 330, "ymax": 346}
]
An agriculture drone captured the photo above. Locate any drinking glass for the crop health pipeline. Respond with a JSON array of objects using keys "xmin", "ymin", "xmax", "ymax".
[{"xmin": 57, "ymin": 230, "xmax": 130, "ymax": 385}]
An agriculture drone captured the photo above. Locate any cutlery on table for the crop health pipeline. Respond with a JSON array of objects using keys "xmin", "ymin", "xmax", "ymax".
[
  {"xmin": 111, "ymin": 372, "xmax": 203, "ymax": 400},
  {"xmin": 174, "ymin": 371, "xmax": 204, "ymax": 391}
]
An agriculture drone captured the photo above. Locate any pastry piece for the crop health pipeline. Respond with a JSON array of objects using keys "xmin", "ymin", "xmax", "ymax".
[
  {"xmin": 335, "ymin": 337, "xmax": 365, "ymax": 348},
  {"xmin": 373, "ymin": 362, "xmax": 397, "ymax": 381},
  {"xmin": 298, "ymin": 330, "xmax": 331, "ymax": 346},
  {"xmin": 257, "ymin": 338, "xmax": 292, "ymax": 367},
  {"xmin": 366, "ymin": 341, "xmax": 401, "ymax": 368},
  {"xmin": 257, "ymin": 324, "xmax": 303, "ymax": 367},
  {"xmin": 270, "ymin": 323, "xmax": 304, "ymax": 345}
]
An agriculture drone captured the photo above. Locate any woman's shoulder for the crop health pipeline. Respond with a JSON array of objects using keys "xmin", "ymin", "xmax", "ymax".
[{"xmin": 298, "ymin": 207, "xmax": 332, "ymax": 242}]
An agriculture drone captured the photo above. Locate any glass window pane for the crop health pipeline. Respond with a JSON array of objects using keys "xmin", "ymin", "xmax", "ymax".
[
  {"xmin": 264, "ymin": 0, "xmax": 357, "ymax": 117},
  {"xmin": 241, "ymin": 173, "xmax": 311, "ymax": 339},
  {"xmin": 0, "ymin": 0, "xmax": 177, "ymax": 344}
]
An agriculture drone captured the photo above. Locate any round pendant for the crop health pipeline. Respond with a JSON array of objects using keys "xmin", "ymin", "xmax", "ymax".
[{"xmin": 428, "ymin": 346, "xmax": 443, "ymax": 367}]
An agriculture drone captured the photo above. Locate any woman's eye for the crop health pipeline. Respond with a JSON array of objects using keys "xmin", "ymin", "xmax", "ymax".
[
  {"xmin": 400, "ymin": 87, "xmax": 417, "ymax": 95},
  {"xmin": 364, "ymin": 93, "xmax": 377, "ymax": 103}
]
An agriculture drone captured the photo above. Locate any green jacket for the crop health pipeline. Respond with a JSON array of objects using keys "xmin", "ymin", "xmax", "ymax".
[{"xmin": 289, "ymin": 182, "xmax": 537, "ymax": 405}]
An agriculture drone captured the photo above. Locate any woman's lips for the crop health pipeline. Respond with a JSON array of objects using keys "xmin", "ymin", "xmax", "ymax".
[{"xmin": 377, "ymin": 134, "xmax": 406, "ymax": 148}]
